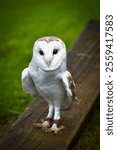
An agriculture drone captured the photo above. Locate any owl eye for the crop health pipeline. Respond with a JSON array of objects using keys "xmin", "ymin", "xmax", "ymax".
[
  {"xmin": 39, "ymin": 50, "xmax": 44, "ymax": 55},
  {"xmin": 53, "ymin": 49, "xmax": 58, "ymax": 55}
]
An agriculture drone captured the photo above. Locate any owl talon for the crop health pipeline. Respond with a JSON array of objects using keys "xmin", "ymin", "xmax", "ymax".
[
  {"xmin": 45, "ymin": 123, "xmax": 65, "ymax": 134},
  {"xmin": 33, "ymin": 120, "xmax": 50, "ymax": 130}
]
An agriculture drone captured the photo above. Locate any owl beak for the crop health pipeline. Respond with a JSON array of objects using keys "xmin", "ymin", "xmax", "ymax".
[{"xmin": 45, "ymin": 58, "xmax": 53, "ymax": 67}]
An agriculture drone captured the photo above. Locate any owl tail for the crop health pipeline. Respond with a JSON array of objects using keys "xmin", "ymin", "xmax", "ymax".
[{"xmin": 61, "ymin": 95, "xmax": 73, "ymax": 111}]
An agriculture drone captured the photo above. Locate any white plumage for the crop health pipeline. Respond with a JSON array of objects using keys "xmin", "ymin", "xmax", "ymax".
[{"xmin": 21, "ymin": 36, "xmax": 76, "ymax": 134}]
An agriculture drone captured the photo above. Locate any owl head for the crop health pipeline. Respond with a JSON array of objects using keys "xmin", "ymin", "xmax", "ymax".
[{"xmin": 33, "ymin": 36, "xmax": 66, "ymax": 71}]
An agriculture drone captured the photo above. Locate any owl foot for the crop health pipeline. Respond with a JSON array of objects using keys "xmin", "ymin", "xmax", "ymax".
[
  {"xmin": 33, "ymin": 118, "xmax": 52, "ymax": 130},
  {"xmin": 45, "ymin": 123, "xmax": 65, "ymax": 134}
]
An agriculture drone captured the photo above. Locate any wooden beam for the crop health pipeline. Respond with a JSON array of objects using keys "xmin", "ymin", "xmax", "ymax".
[{"xmin": 0, "ymin": 21, "xmax": 100, "ymax": 150}]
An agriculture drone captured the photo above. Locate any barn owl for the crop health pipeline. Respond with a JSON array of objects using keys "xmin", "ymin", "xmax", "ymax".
[{"xmin": 22, "ymin": 36, "xmax": 76, "ymax": 134}]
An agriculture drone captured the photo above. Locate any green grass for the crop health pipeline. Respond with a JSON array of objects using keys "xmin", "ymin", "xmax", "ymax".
[
  {"xmin": 0, "ymin": 0, "xmax": 100, "ymax": 118},
  {"xmin": 0, "ymin": 0, "xmax": 99, "ymax": 149}
]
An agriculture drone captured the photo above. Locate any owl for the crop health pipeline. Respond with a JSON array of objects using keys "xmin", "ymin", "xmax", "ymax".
[{"xmin": 22, "ymin": 36, "xmax": 76, "ymax": 134}]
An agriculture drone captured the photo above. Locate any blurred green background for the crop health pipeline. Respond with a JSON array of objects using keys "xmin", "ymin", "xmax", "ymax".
[{"xmin": 0, "ymin": 0, "xmax": 100, "ymax": 149}]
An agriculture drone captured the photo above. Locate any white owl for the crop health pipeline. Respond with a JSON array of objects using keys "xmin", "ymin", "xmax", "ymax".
[{"xmin": 22, "ymin": 36, "xmax": 76, "ymax": 134}]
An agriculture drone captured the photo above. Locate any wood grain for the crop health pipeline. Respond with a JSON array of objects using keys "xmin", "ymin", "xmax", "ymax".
[{"xmin": 0, "ymin": 21, "xmax": 100, "ymax": 150}]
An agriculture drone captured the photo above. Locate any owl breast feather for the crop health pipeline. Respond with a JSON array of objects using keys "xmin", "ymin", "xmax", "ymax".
[{"xmin": 29, "ymin": 68, "xmax": 65, "ymax": 100}]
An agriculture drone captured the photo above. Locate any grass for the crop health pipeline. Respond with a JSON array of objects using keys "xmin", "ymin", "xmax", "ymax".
[
  {"xmin": 0, "ymin": 0, "xmax": 100, "ymax": 118},
  {"xmin": 0, "ymin": 0, "xmax": 100, "ymax": 149}
]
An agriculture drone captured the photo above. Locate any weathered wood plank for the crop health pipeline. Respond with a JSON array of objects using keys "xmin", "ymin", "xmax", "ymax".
[{"xmin": 0, "ymin": 21, "xmax": 100, "ymax": 150}]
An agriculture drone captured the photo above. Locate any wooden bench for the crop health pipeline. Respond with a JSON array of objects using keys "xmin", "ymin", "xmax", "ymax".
[{"xmin": 0, "ymin": 21, "xmax": 100, "ymax": 150}]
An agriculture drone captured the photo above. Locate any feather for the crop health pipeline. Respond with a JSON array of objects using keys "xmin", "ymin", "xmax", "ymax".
[
  {"xmin": 21, "ymin": 67, "xmax": 38, "ymax": 97},
  {"xmin": 60, "ymin": 71, "xmax": 76, "ymax": 99}
]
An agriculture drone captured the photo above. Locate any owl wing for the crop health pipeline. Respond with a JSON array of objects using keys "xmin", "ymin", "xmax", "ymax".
[
  {"xmin": 60, "ymin": 71, "xmax": 76, "ymax": 100},
  {"xmin": 21, "ymin": 67, "xmax": 38, "ymax": 97}
]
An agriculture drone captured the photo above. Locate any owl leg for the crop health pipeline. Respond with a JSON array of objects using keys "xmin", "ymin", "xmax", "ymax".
[
  {"xmin": 47, "ymin": 103, "xmax": 54, "ymax": 119},
  {"xmin": 33, "ymin": 102, "xmax": 54, "ymax": 130},
  {"xmin": 45, "ymin": 106, "xmax": 65, "ymax": 134}
]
